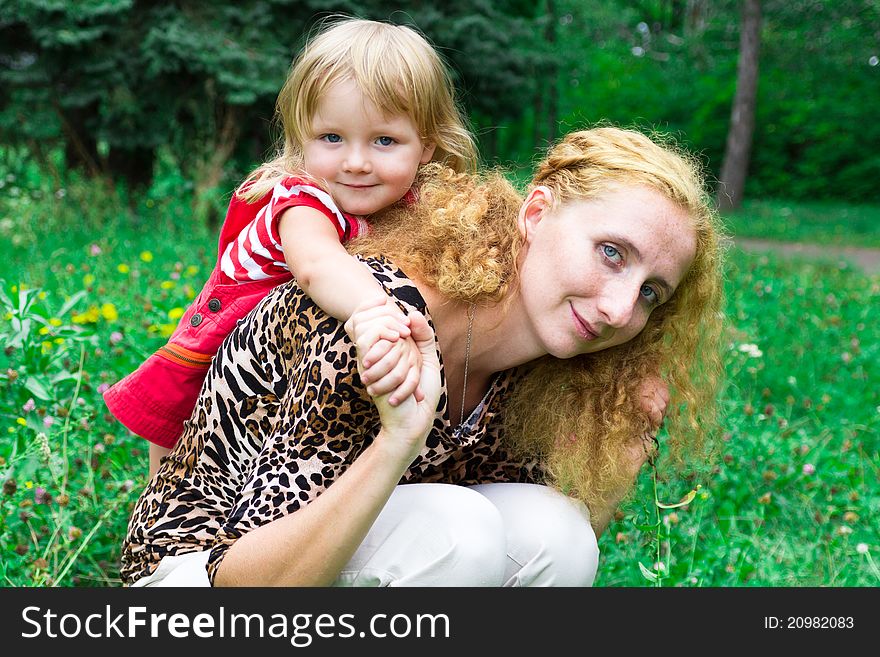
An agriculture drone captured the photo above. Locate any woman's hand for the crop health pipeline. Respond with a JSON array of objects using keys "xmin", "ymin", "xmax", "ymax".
[
  {"xmin": 638, "ymin": 374, "xmax": 669, "ymax": 430},
  {"xmin": 345, "ymin": 297, "xmax": 442, "ymax": 461}
]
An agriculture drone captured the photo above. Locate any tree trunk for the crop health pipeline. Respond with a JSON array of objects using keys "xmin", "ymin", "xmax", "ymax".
[
  {"xmin": 717, "ymin": 0, "xmax": 762, "ymax": 212},
  {"xmin": 108, "ymin": 145, "xmax": 155, "ymax": 192}
]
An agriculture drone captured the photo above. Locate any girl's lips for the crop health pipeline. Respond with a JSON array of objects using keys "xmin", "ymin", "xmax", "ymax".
[{"xmin": 570, "ymin": 303, "xmax": 599, "ymax": 340}]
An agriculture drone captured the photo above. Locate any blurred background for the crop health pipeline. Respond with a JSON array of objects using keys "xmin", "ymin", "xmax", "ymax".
[{"xmin": 0, "ymin": 1, "xmax": 877, "ymax": 587}]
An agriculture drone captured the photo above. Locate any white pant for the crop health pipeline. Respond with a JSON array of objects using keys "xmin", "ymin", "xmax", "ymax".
[{"xmin": 131, "ymin": 483, "xmax": 599, "ymax": 587}]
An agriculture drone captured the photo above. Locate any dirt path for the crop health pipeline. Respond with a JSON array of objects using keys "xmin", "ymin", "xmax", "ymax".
[{"xmin": 735, "ymin": 238, "xmax": 880, "ymax": 274}]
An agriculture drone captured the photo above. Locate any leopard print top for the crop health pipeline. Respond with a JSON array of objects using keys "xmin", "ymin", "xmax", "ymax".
[{"xmin": 120, "ymin": 256, "xmax": 541, "ymax": 585}]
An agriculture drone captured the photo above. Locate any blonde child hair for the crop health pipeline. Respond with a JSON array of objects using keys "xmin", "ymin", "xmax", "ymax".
[
  {"xmin": 354, "ymin": 126, "xmax": 726, "ymax": 523},
  {"xmin": 239, "ymin": 17, "xmax": 478, "ymax": 202}
]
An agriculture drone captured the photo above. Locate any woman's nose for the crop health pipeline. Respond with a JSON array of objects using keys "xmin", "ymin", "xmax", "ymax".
[{"xmin": 596, "ymin": 282, "xmax": 638, "ymax": 328}]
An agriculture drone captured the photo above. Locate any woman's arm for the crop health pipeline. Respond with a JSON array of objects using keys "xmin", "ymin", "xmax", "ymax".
[{"xmin": 212, "ymin": 302, "xmax": 441, "ymax": 586}]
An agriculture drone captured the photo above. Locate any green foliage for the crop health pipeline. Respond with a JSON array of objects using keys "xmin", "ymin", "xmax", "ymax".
[
  {"xmin": 3, "ymin": 1, "xmax": 877, "ymax": 201},
  {"xmin": 723, "ymin": 199, "xmax": 880, "ymax": 247}
]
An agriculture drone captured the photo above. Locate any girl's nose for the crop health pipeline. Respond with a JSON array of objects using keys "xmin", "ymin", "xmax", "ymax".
[{"xmin": 343, "ymin": 146, "xmax": 372, "ymax": 173}]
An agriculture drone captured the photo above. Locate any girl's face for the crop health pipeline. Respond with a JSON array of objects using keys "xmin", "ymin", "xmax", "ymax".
[
  {"xmin": 516, "ymin": 185, "xmax": 697, "ymax": 359},
  {"xmin": 302, "ymin": 78, "xmax": 435, "ymax": 216}
]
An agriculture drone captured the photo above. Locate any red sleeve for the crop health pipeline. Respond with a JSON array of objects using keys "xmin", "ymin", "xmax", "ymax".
[{"xmin": 269, "ymin": 189, "xmax": 347, "ymax": 242}]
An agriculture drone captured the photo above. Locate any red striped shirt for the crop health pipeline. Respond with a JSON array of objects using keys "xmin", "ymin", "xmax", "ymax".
[{"xmin": 219, "ymin": 179, "xmax": 366, "ymax": 283}]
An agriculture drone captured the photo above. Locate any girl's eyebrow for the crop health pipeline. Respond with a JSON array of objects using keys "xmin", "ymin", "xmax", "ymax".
[{"xmin": 607, "ymin": 233, "xmax": 673, "ymax": 298}]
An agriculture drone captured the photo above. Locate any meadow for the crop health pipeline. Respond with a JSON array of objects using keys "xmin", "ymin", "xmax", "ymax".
[{"xmin": 1, "ymin": 166, "xmax": 877, "ymax": 587}]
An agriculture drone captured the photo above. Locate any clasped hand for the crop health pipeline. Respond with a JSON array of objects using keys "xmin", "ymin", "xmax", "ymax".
[{"xmin": 344, "ymin": 297, "xmax": 442, "ymax": 457}]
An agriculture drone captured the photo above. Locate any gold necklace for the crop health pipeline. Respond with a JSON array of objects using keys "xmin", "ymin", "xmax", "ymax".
[{"xmin": 460, "ymin": 303, "xmax": 475, "ymax": 426}]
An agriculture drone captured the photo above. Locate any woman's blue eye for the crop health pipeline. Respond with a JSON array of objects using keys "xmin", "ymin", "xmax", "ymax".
[
  {"xmin": 322, "ymin": 133, "xmax": 342, "ymax": 143},
  {"xmin": 641, "ymin": 284, "xmax": 659, "ymax": 303},
  {"xmin": 602, "ymin": 245, "xmax": 622, "ymax": 263},
  {"xmin": 376, "ymin": 136, "xmax": 395, "ymax": 146}
]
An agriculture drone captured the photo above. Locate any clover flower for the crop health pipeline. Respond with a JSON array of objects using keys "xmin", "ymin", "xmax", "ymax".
[{"xmin": 737, "ymin": 343, "xmax": 763, "ymax": 358}]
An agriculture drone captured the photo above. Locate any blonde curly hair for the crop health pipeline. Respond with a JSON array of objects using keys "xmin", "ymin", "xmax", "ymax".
[{"xmin": 353, "ymin": 127, "xmax": 726, "ymax": 524}]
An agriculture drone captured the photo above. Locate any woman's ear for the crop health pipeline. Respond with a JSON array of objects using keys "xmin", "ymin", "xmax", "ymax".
[
  {"xmin": 517, "ymin": 185, "xmax": 553, "ymax": 243},
  {"xmin": 420, "ymin": 142, "xmax": 437, "ymax": 164}
]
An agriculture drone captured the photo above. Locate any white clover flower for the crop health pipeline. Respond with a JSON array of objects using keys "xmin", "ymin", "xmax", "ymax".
[
  {"xmin": 36, "ymin": 432, "xmax": 50, "ymax": 462},
  {"xmin": 857, "ymin": 543, "xmax": 869, "ymax": 554},
  {"xmin": 738, "ymin": 343, "xmax": 763, "ymax": 358}
]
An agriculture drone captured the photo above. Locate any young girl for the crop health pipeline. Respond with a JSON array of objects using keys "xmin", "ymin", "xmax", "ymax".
[{"xmin": 104, "ymin": 18, "xmax": 478, "ymax": 476}]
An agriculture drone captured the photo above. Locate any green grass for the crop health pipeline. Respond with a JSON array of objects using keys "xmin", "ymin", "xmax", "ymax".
[
  {"xmin": 1, "ymin": 168, "xmax": 878, "ymax": 587},
  {"xmin": 722, "ymin": 199, "xmax": 880, "ymax": 248}
]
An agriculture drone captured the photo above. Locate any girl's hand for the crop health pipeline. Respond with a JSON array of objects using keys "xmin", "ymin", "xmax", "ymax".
[
  {"xmin": 359, "ymin": 335, "xmax": 425, "ymax": 405},
  {"xmin": 352, "ymin": 297, "xmax": 424, "ymax": 405},
  {"xmin": 345, "ymin": 298, "xmax": 441, "ymax": 459}
]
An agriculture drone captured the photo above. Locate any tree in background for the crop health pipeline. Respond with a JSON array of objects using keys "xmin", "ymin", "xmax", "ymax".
[{"xmin": 717, "ymin": 0, "xmax": 762, "ymax": 212}]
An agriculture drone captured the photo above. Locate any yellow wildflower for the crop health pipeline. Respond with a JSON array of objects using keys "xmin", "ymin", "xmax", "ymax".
[
  {"xmin": 140, "ymin": 251, "xmax": 154, "ymax": 263},
  {"xmin": 49, "ymin": 318, "xmax": 62, "ymax": 326},
  {"xmin": 38, "ymin": 326, "xmax": 50, "ymax": 335},
  {"xmin": 16, "ymin": 417, "xmax": 27, "ymax": 426},
  {"xmin": 72, "ymin": 306, "xmax": 100, "ymax": 324},
  {"xmin": 117, "ymin": 263, "xmax": 130, "ymax": 274},
  {"xmin": 168, "ymin": 307, "xmax": 185, "ymax": 320},
  {"xmin": 83, "ymin": 273, "xmax": 96, "ymax": 286},
  {"xmin": 160, "ymin": 280, "xmax": 176, "ymax": 290},
  {"xmin": 101, "ymin": 303, "xmax": 118, "ymax": 321}
]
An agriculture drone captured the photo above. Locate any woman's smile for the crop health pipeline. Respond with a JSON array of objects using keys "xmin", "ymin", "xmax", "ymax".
[{"xmin": 570, "ymin": 303, "xmax": 600, "ymax": 341}]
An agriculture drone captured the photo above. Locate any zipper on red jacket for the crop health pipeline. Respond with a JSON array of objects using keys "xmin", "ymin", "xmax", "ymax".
[{"xmin": 156, "ymin": 344, "xmax": 213, "ymax": 369}]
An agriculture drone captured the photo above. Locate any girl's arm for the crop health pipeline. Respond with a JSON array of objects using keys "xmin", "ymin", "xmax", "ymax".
[
  {"xmin": 279, "ymin": 206, "xmax": 396, "ymax": 323},
  {"xmin": 279, "ymin": 206, "xmax": 423, "ymax": 405},
  {"xmin": 212, "ymin": 304, "xmax": 441, "ymax": 586}
]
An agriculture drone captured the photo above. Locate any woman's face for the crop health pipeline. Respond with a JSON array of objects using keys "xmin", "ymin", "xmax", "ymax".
[{"xmin": 516, "ymin": 184, "xmax": 697, "ymax": 359}]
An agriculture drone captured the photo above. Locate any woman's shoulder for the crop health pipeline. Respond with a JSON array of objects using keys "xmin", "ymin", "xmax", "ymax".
[{"xmin": 357, "ymin": 255, "xmax": 428, "ymax": 315}]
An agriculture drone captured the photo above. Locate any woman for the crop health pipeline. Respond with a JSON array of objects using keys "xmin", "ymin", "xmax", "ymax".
[{"xmin": 120, "ymin": 127, "xmax": 724, "ymax": 587}]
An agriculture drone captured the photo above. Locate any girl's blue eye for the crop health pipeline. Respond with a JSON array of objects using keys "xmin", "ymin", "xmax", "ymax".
[
  {"xmin": 641, "ymin": 284, "xmax": 659, "ymax": 304},
  {"xmin": 602, "ymin": 244, "xmax": 622, "ymax": 263},
  {"xmin": 322, "ymin": 134, "xmax": 342, "ymax": 143},
  {"xmin": 376, "ymin": 136, "xmax": 395, "ymax": 146}
]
